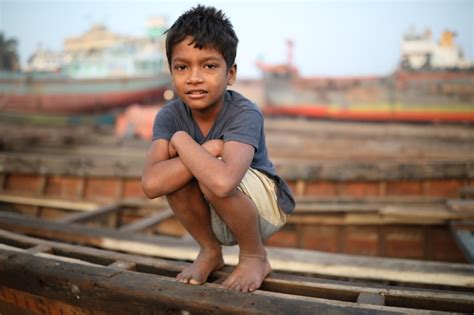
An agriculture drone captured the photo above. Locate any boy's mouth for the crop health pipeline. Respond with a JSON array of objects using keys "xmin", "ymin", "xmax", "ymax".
[{"xmin": 186, "ymin": 89, "xmax": 208, "ymax": 98}]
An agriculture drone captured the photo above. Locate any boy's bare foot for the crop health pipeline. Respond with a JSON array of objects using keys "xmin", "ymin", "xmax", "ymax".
[
  {"xmin": 176, "ymin": 248, "xmax": 224, "ymax": 285},
  {"xmin": 221, "ymin": 253, "xmax": 271, "ymax": 292}
]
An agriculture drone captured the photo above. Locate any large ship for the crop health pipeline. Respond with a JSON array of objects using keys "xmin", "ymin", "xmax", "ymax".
[
  {"xmin": 0, "ymin": 20, "xmax": 172, "ymax": 114},
  {"xmin": 259, "ymin": 30, "xmax": 474, "ymax": 123}
]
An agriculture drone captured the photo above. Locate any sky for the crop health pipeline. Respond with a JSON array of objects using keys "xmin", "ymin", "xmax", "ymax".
[{"xmin": 0, "ymin": 0, "xmax": 473, "ymax": 78}]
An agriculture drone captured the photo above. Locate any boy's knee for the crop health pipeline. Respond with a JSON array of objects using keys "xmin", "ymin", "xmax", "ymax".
[
  {"xmin": 167, "ymin": 179, "xmax": 201, "ymax": 203},
  {"xmin": 198, "ymin": 180, "xmax": 238, "ymax": 201}
]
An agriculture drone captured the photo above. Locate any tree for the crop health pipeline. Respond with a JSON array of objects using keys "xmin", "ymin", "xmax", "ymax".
[{"xmin": 0, "ymin": 33, "xmax": 20, "ymax": 71}]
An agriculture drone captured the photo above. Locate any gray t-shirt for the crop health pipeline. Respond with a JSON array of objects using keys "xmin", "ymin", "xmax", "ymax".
[{"xmin": 152, "ymin": 90, "xmax": 294, "ymax": 214}]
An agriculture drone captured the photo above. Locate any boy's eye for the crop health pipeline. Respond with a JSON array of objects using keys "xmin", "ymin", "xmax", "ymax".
[
  {"xmin": 174, "ymin": 65, "xmax": 187, "ymax": 71},
  {"xmin": 204, "ymin": 64, "xmax": 218, "ymax": 69}
]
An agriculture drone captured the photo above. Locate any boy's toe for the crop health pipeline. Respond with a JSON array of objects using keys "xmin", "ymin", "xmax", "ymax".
[
  {"xmin": 188, "ymin": 277, "xmax": 203, "ymax": 285},
  {"xmin": 248, "ymin": 282, "xmax": 257, "ymax": 292}
]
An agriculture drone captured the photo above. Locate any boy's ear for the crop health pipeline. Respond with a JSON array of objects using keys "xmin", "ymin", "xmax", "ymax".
[{"xmin": 227, "ymin": 64, "xmax": 237, "ymax": 86}]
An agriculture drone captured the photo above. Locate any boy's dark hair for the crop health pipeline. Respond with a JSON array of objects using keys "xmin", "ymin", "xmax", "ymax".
[{"xmin": 165, "ymin": 5, "xmax": 238, "ymax": 70}]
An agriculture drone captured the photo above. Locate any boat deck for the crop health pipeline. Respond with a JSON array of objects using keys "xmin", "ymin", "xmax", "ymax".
[{"xmin": 1, "ymin": 201, "xmax": 474, "ymax": 314}]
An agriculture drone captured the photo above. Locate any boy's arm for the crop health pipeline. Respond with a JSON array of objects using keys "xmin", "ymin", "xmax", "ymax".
[
  {"xmin": 142, "ymin": 138, "xmax": 224, "ymax": 198},
  {"xmin": 171, "ymin": 131, "xmax": 253, "ymax": 198},
  {"xmin": 142, "ymin": 139, "xmax": 193, "ymax": 198}
]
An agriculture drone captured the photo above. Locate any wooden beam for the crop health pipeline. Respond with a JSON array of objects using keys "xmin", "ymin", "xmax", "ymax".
[
  {"xmin": 0, "ymin": 287, "xmax": 92, "ymax": 315},
  {"xmin": 108, "ymin": 260, "xmax": 137, "ymax": 271},
  {"xmin": 448, "ymin": 199, "xmax": 474, "ymax": 213},
  {"xmin": 0, "ymin": 193, "xmax": 98, "ymax": 212},
  {"xmin": 1, "ymin": 212, "xmax": 474, "ymax": 288},
  {"xmin": 25, "ymin": 244, "xmax": 53, "ymax": 254},
  {"xmin": 450, "ymin": 222, "xmax": 474, "ymax": 263},
  {"xmin": 1, "ymin": 249, "xmax": 401, "ymax": 315},
  {"xmin": 2, "ymin": 151, "xmax": 473, "ymax": 181},
  {"xmin": 357, "ymin": 292, "xmax": 385, "ymax": 305},
  {"xmin": 1, "ymin": 229, "xmax": 473, "ymax": 313},
  {"xmin": 380, "ymin": 205, "xmax": 474, "ymax": 221},
  {"xmin": 459, "ymin": 186, "xmax": 474, "ymax": 199},
  {"xmin": 56, "ymin": 203, "xmax": 121, "ymax": 224},
  {"xmin": 295, "ymin": 203, "xmax": 381, "ymax": 213},
  {"xmin": 119, "ymin": 208, "xmax": 174, "ymax": 233},
  {"xmin": 0, "ymin": 244, "xmax": 99, "ymax": 266}
]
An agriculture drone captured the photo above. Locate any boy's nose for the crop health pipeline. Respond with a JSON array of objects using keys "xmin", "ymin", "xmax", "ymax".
[{"xmin": 186, "ymin": 69, "xmax": 204, "ymax": 84}]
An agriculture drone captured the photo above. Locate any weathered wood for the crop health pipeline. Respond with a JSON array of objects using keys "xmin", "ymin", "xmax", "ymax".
[
  {"xmin": 56, "ymin": 203, "xmax": 121, "ymax": 224},
  {"xmin": 108, "ymin": 260, "xmax": 137, "ymax": 271},
  {"xmin": 1, "ymin": 151, "xmax": 473, "ymax": 180},
  {"xmin": 119, "ymin": 208, "xmax": 174, "ymax": 233},
  {"xmin": 287, "ymin": 213, "xmax": 450, "ymax": 225},
  {"xmin": 448, "ymin": 199, "xmax": 474, "ymax": 212},
  {"xmin": 357, "ymin": 292, "xmax": 386, "ymax": 305},
  {"xmin": 1, "ymin": 212, "xmax": 473, "ymax": 288},
  {"xmin": 0, "ymin": 243, "xmax": 100, "ymax": 266},
  {"xmin": 295, "ymin": 203, "xmax": 381, "ymax": 213},
  {"xmin": 0, "ymin": 193, "xmax": 98, "ymax": 212},
  {"xmin": 379, "ymin": 204, "xmax": 474, "ymax": 222},
  {"xmin": 0, "ymin": 287, "xmax": 104, "ymax": 315},
  {"xmin": 459, "ymin": 186, "xmax": 474, "ymax": 199},
  {"xmin": 450, "ymin": 222, "xmax": 474, "ymax": 263},
  {"xmin": 25, "ymin": 244, "xmax": 53, "ymax": 254},
  {"xmin": 2, "ymin": 249, "xmax": 418, "ymax": 315},
  {"xmin": 1, "ymin": 229, "xmax": 473, "ymax": 313}
]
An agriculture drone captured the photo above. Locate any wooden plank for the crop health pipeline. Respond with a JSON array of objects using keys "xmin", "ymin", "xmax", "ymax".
[
  {"xmin": 1, "ymin": 229, "xmax": 473, "ymax": 313},
  {"xmin": 357, "ymin": 292, "xmax": 385, "ymax": 305},
  {"xmin": 450, "ymin": 223, "xmax": 474, "ymax": 263},
  {"xmin": 380, "ymin": 205, "xmax": 474, "ymax": 221},
  {"xmin": 295, "ymin": 203, "xmax": 381, "ymax": 213},
  {"xmin": 287, "ymin": 212, "xmax": 449, "ymax": 225},
  {"xmin": 1, "ymin": 249, "xmax": 415, "ymax": 315},
  {"xmin": 124, "ymin": 195, "xmax": 447, "ymax": 209},
  {"xmin": 459, "ymin": 187, "xmax": 474, "ymax": 199},
  {"xmin": 119, "ymin": 208, "xmax": 174, "ymax": 233},
  {"xmin": 0, "ymin": 287, "xmax": 102, "ymax": 315},
  {"xmin": 2, "ymin": 151, "xmax": 473, "ymax": 181},
  {"xmin": 108, "ymin": 260, "xmax": 137, "ymax": 271},
  {"xmin": 0, "ymin": 212, "xmax": 474, "ymax": 288},
  {"xmin": 0, "ymin": 244, "xmax": 100, "ymax": 266},
  {"xmin": 0, "ymin": 193, "xmax": 98, "ymax": 212},
  {"xmin": 25, "ymin": 244, "xmax": 53, "ymax": 254},
  {"xmin": 56, "ymin": 203, "xmax": 121, "ymax": 224},
  {"xmin": 448, "ymin": 199, "xmax": 474, "ymax": 212}
]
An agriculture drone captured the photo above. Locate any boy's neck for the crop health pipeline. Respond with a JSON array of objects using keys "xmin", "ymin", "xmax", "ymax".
[{"xmin": 188, "ymin": 92, "xmax": 226, "ymax": 123}]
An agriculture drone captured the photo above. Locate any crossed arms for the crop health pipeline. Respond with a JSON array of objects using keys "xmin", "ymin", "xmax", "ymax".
[{"xmin": 142, "ymin": 131, "xmax": 254, "ymax": 199}]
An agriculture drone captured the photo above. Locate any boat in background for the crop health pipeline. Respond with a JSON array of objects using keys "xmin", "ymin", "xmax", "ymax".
[
  {"xmin": 0, "ymin": 71, "xmax": 170, "ymax": 114},
  {"xmin": 0, "ymin": 21, "xmax": 172, "ymax": 114},
  {"xmin": 259, "ymin": 30, "xmax": 474, "ymax": 123}
]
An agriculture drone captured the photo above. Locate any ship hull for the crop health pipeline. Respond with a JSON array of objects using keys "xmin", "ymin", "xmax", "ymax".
[
  {"xmin": 263, "ymin": 104, "xmax": 474, "ymax": 123},
  {"xmin": 262, "ymin": 70, "xmax": 474, "ymax": 123},
  {"xmin": 0, "ymin": 71, "xmax": 171, "ymax": 113}
]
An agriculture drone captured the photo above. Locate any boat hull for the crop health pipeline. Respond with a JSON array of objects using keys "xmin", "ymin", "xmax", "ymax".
[
  {"xmin": 0, "ymin": 71, "xmax": 171, "ymax": 113},
  {"xmin": 262, "ymin": 70, "xmax": 474, "ymax": 123}
]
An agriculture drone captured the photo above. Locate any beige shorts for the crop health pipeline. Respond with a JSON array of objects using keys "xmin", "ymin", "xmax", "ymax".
[{"xmin": 209, "ymin": 168, "xmax": 288, "ymax": 246}]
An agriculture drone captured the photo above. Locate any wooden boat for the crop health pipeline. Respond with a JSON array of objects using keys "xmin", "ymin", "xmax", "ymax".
[
  {"xmin": 0, "ymin": 71, "xmax": 171, "ymax": 114},
  {"xmin": 0, "ymin": 117, "xmax": 473, "ymax": 313},
  {"xmin": 1, "ymin": 197, "xmax": 474, "ymax": 314},
  {"xmin": 0, "ymin": 117, "xmax": 473, "ymax": 263}
]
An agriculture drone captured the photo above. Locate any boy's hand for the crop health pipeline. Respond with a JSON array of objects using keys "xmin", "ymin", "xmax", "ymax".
[
  {"xmin": 169, "ymin": 131, "xmax": 223, "ymax": 158},
  {"xmin": 202, "ymin": 139, "xmax": 224, "ymax": 157},
  {"xmin": 168, "ymin": 141, "xmax": 178, "ymax": 158}
]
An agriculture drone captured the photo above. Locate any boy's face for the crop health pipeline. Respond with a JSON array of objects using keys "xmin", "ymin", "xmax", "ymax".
[{"xmin": 170, "ymin": 36, "xmax": 236, "ymax": 114}]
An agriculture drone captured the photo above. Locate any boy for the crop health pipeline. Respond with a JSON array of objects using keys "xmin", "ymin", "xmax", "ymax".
[{"xmin": 142, "ymin": 5, "xmax": 294, "ymax": 293}]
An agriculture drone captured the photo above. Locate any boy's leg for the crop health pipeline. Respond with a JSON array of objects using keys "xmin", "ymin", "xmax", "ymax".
[
  {"xmin": 199, "ymin": 183, "xmax": 271, "ymax": 292},
  {"xmin": 166, "ymin": 178, "xmax": 224, "ymax": 285}
]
